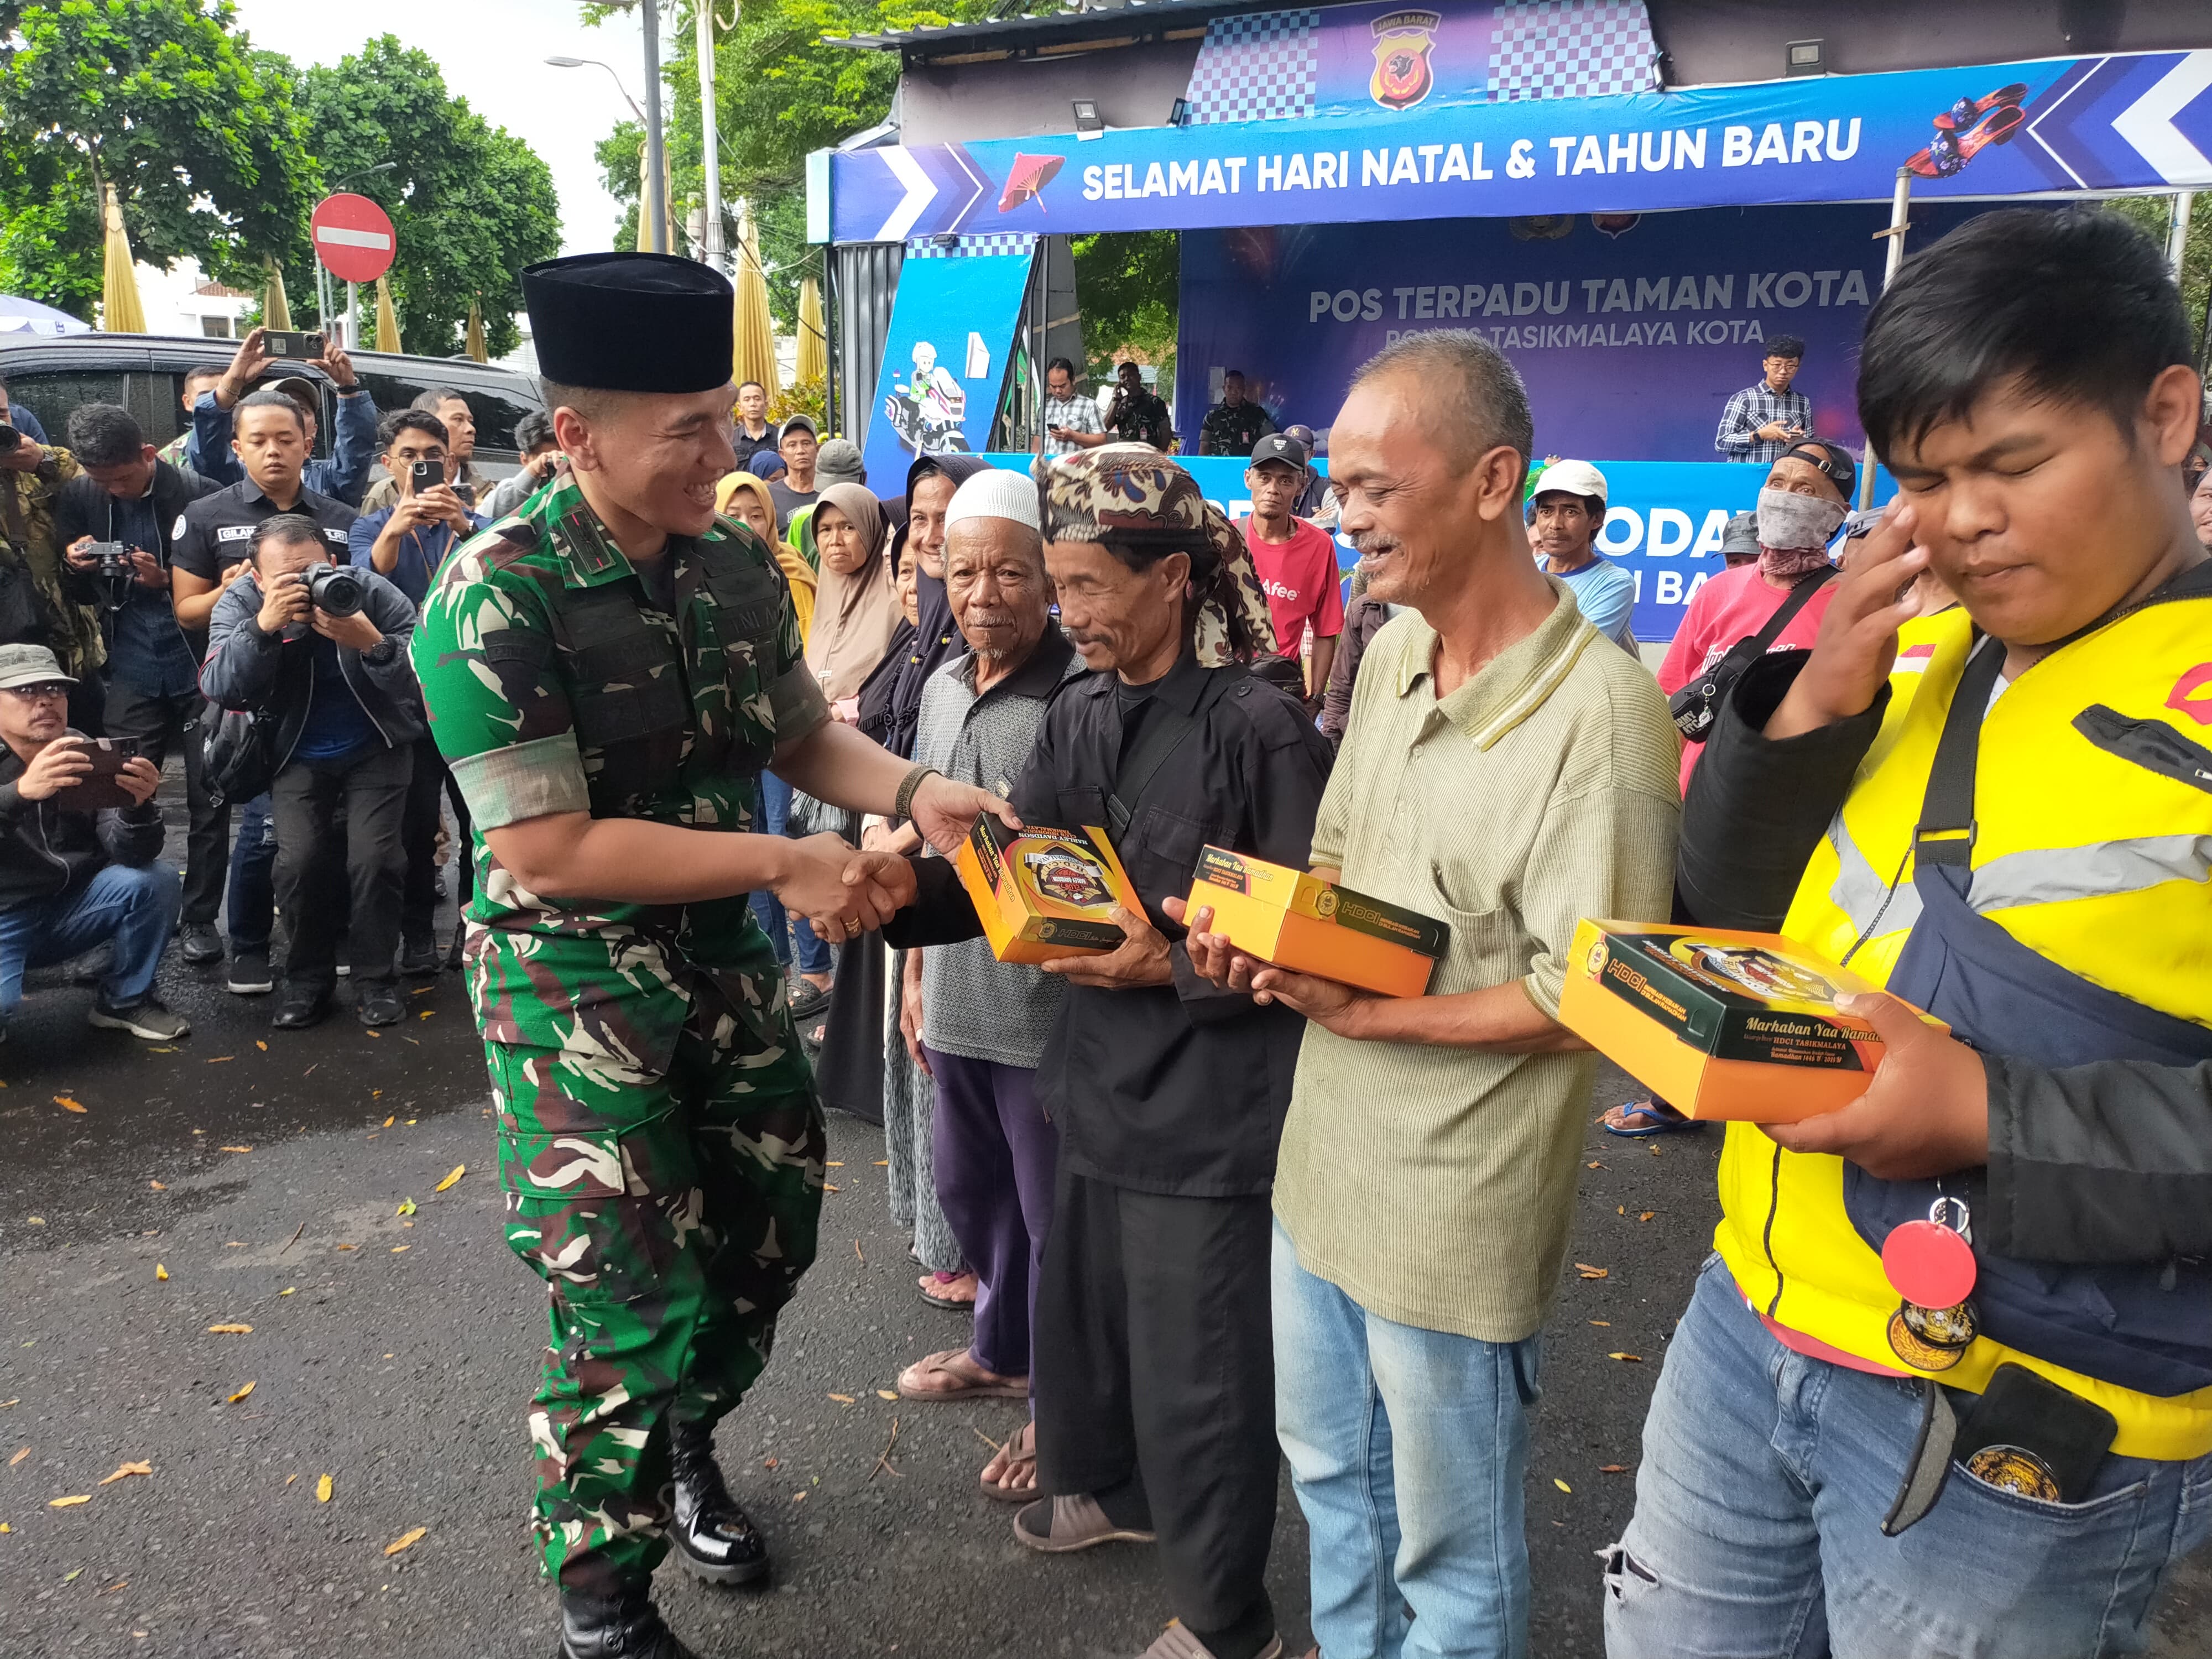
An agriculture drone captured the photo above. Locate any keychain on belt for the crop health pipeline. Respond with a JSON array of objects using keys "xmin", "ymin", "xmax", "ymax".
[{"xmin": 1882, "ymin": 1190, "xmax": 1980, "ymax": 1371}]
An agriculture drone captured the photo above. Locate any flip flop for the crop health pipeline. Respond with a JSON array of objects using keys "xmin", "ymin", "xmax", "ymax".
[
  {"xmin": 979, "ymin": 1420, "xmax": 1039, "ymax": 1502},
  {"xmin": 897, "ymin": 1347, "xmax": 1029, "ymax": 1401},
  {"xmin": 919, "ymin": 1270, "xmax": 978, "ymax": 1311},
  {"xmin": 1602, "ymin": 1099, "xmax": 1704, "ymax": 1138}
]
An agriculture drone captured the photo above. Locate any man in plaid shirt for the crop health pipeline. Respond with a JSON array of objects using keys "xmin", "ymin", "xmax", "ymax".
[
  {"xmin": 1042, "ymin": 358, "xmax": 1108, "ymax": 455},
  {"xmin": 1714, "ymin": 334, "xmax": 1811, "ymax": 463}
]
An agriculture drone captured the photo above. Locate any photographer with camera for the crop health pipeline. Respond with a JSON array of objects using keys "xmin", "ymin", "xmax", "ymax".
[
  {"xmin": 187, "ymin": 327, "xmax": 378, "ymax": 508},
  {"xmin": 54, "ymin": 404, "xmax": 227, "ymax": 965},
  {"xmin": 350, "ymin": 409, "xmax": 485, "ymax": 972},
  {"xmin": 200, "ymin": 514, "xmax": 421, "ymax": 1030},
  {"xmin": 0, "ymin": 643, "xmax": 186, "ymax": 1043}
]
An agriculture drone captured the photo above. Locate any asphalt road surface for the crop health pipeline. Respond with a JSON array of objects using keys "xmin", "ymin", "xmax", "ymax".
[{"xmin": 2, "ymin": 927, "xmax": 2205, "ymax": 1658}]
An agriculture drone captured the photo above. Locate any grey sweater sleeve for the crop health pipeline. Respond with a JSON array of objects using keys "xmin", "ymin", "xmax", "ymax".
[{"xmin": 96, "ymin": 803, "xmax": 164, "ymax": 867}]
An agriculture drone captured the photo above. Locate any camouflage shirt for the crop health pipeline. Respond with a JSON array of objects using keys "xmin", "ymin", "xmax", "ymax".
[
  {"xmin": 411, "ymin": 474, "xmax": 828, "ymax": 1068},
  {"xmin": 0, "ymin": 447, "xmax": 107, "ymax": 677}
]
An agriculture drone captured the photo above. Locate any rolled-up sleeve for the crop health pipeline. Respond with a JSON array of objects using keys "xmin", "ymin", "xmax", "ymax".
[{"xmin": 409, "ymin": 538, "xmax": 588, "ymax": 831}]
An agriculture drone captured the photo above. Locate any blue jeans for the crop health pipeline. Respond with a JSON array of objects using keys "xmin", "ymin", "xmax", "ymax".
[
  {"xmin": 1604, "ymin": 1256, "xmax": 2212, "ymax": 1658},
  {"xmin": 747, "ymin": 771, "xmax": 831, "ymax": 975},
  {"xmin": 0, "ymin": 862, "xmax": 182, "ymax": 1016},
  {"xmin": 1273, "ymin": 1221, "xmax": 1541, "ymax": 1659},
  {"xmin": 226, "ymin": 791, "xmax": 275, "ymax": 951}
]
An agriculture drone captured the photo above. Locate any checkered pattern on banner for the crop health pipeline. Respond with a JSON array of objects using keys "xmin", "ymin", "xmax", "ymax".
[
  {"xmin": 906, "ymin": 233, "xmax": 1036, "ymax": 259},
  {"xmin": 1490, "ymin": 1, "xmax": 1653, "ymax": 101},
  {"xmin": 1185, "ymin": 8, "xmax": 1319, "ymax": 125}
]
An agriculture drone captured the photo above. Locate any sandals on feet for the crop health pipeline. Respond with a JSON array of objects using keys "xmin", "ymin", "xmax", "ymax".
[
  {"xmin": 919, "ymin": 1269, "xmax": 978, "ymax": 1310},
  {"xmin": 979, "ymin": 1420, "xmax": 1039, "ymax": 1502},
  {"xmin": 896, "ymin": 1347, "xmax": 1028, "ymax": 1401},
  {"xmin": 1602, "ymin": 1099, "xmax": 1704, "ymax": 1138}
]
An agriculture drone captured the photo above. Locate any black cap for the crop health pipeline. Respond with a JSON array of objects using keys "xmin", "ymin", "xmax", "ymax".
[
  {"xmin": 1777, "ymin": 437, "xmax": 1856, "ymax": 500},
  {"xmin": 522, "ymin": 252, "xmax": 734, "ymax": 394},
  {"xmin": 1248, "ymin": 432, "xmax": 1310, "ymax": 471}
]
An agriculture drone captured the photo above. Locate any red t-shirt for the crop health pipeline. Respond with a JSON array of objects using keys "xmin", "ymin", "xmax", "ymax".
[
  {"xmin": 1243, "ymin": 518, "xmax": 1347, "ymax": 658},
  {"xmin": 1657, "ymin": 562, "xmax": 1839, "ymax": 793}
]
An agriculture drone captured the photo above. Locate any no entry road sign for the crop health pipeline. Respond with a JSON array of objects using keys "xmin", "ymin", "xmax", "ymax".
[{"xmin": 310, "ymin": 194, "xmax": 397, "ymax": 284}]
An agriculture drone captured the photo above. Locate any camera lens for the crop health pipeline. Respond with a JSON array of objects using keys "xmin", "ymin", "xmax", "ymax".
[{"xmin": 307, "ymin": 565, "xmax": 367, "ymax": 618}]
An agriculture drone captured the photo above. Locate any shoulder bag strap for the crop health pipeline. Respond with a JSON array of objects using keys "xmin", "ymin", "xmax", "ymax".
[{"xmin": 1912, "ymin": 636, "xmax": 2005, "ymax": 872}]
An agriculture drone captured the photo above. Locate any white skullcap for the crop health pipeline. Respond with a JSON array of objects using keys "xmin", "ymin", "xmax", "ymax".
[{"xmin": 945, "ymin": 467, "xmax": 1042, "ymax": 534}]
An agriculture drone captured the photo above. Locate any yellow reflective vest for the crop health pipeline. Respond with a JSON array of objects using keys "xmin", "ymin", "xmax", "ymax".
[{"xmin": 1714, "ymin": 582, "xmax": 2212, "ymax": 1461}]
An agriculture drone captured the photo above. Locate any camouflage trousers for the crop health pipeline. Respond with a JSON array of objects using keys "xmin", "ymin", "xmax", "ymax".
[{"xmin": 488, "ymin": 944, "xmax": 824, "ymax": 1595}]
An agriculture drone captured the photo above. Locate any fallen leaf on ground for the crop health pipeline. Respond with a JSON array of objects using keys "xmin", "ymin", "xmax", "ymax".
[
  {"xmin": 315, "ymin": 1474, "xmax": 332, "ymax": 1503},
  {"xmin": 763, "ymin": 1457, "xmax": 778, "ymax": 1470},
  {"xmin": 395, "ymin": 1199, "xmax": 416, "ymax": 1217},
  {"xmin": 432, "ymin": 1165, "xmax": 465, "ymax": 1193},
  {"xmin": 206, "ymin": 1324, "xmax": 253, "ymax": 1334},
  {"xmin": 419, "ymin": 1010, "xmax": 432, "ymax": 1020},
  {"xmin": 220, "ymin": 1146, "xmax": 252, "ymax": 1154},
  {"xmin": 227, "ymin": 1382, "xmax": 255, "ymax": 1404},
  {"xmin": 255, "ymin": 1041, "xmax": 267, "ymax": 1051},
  {"xmin": 206, "ymin": 1056, "xmax": 232, "ymax": 1064},
  {"xmin": 828, "ymin": 1392, "xmax": 855, "ymax": 1404},
  {"xmin": 62, "ymin": 1568, "xmax": 81, "ymax": 1581},
  {"xmin": 382, "ymin": 1116, "xmax": 394, "ymax": 1128},
  {"xmin": 54, "ymin": 1097, "xmax": 85, "ymax": 1114},
  {"xmin": 877, "ymin": 1390, "xmax": 899, "ymax": 1401},
  {"xmin": 99, "ymin": 1579, "xmax": 128, "ymax": 1594},
  {"xmin": 1589, "ymin": 1319, "xmax": 1610, "ymax": 1327},
  {"xmin": 1650, "ymin": 1145, "xmax": 1663, "ymax": 1157},
  {"xmin": 791, "ymin": 1491, "xmax": 807, "ymax": 1503},
  {"xmin": 148, "ymin": 1181, "xmax": 164, "ymax": 1191},
  {"xmin": 1576, "ymin": 1264, "xmax": 1609, "ymax": 1280},
  {"xmin": 1608, "ymin": 1353, "xmax": 1644, "ymax": 1363},
  {"xmin": 384, "ymin": 1526, "xmax": 427, "ymax": 1556},
  {"xmin": 97, "ymin": 1462, "xmax": 151, "ymax": 1484},
  {"xmin": 1553, "ymin": 1478, "xmax": 1573, "ymax": 1493},
  {"xmin": 390, "ymin": 1245, "xmax": 409, "ymax": 1253},
  {"xmin": 873, "ymin": 1160, "xmax": 888, "ymax": 1167},
  {"xmin": 0, "ymin": 1522, "xmax": 9, "ymax": 1532},
  {"xmin": 1640, "ymin": 1211, "xmax": 1657, "ymax": 1222},
  {"xmin": 826, "ymin": 1161, "xmax": 844, "ymax": 1167},
  {"xmin": 49, "ymin": 1495, "xmax": 89, "ymax": 1508},
  {"xmin": 25, "ymin": 1217, "xmax": 44, "ymax": 1225},
  {"xmin": 1618, "ymin": 1205, "xmax": 1626, "ymax": 1215},
  {"xmin": 285, "ymin": 1474, "xmax": 299, "ymax": 1485},
  {"xmin": 7, "ymin": 1447, "xmax": 25, "ymax": 1466},
  {"xmin": 154, "ymin": 1265, "xmax": 167, "ymax": 1281},
  {"xmin": 823, "ymin": 1183, "xmax": 840, "ymax": 1193},
  {"xmin": 279, "ymin": 1287, "xmax": 295, "ymax": 1296},
  {"xmin": 335, "ymin": 1244, "xmax": 357, "ymax": 1251},
  {"xmin": 1599, "ymin": 1464, "xmax": 1630, "ymax": 1474}
]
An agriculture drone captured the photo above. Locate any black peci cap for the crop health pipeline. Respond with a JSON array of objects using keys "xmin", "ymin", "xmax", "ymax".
[{"xmin": 522, "ymin": 252, "xmax": 734, "ymax": 394}]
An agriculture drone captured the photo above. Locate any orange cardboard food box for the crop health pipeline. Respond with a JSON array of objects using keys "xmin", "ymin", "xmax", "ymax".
[
  {"xmin": 1184, "ymin": 847, "xmax": 1449, "ymax": 998},
  {"xmin": 955, "ymin": 817, "xmax": 1141, "ymax": 966},
  {"xmin": 1557, "ymin": 919, "xmax": 1948, "ymax": 1123}
]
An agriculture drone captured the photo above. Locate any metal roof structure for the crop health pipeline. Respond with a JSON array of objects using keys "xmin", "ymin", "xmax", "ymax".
[{"xmin": 828, "ymin": 0, "xmax": 1280, "ymax": 59}]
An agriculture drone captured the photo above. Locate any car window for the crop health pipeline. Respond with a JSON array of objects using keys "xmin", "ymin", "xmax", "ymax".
[
  {"xmin": 4, "ymin": 369, "xmax": 129, "ymax": 445},
  {"xmin": 352, "ymin": 370, "xmax": 539, "ymax": 463}
]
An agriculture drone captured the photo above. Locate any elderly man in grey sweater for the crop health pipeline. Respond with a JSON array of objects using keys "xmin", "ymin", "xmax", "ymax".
[{"xmin": 891, "ymin": 469, "xmax": 1083, "ymax": 1505}]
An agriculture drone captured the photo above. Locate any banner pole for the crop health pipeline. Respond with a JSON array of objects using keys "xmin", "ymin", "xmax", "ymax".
[
  {"xmin": 2165, "ymin": 191, "xmax": 2194, "ymax": 282},
  {"xmin": 1860, "ymin": 165, "xmax": 1913, "ymax": 512}
]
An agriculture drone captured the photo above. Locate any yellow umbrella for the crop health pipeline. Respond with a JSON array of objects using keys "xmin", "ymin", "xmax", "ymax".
[
  {"xmin": 732, "ymin": 200, "xmax": 779, "ymax": 400},
  {"xmin": 796, "ymin": 274, "xmax": 827, "ymax": 387},
  {"xmin": 262, "ymin": 256, "xmax": 293, "ymax": 332},
  {"xmin": 465, "ymin": 297, "xmax": 488, "ymax": 363},
  {"xmin": 100, "ymin": 184, "xmax": 147, "ymax": 335},
  {"xmin": 374, "ymin": 275, "xmax": 403, "ymax": 355}
]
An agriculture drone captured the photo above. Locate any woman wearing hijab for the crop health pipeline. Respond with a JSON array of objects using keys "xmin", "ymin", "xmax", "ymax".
[
  {"xmin": 716, "ymin": 471, "xmax": 834, "ymax": 1015},
  {"xmin": 802, "ymin": 483, "xmax": 903, "ymax": 722}
]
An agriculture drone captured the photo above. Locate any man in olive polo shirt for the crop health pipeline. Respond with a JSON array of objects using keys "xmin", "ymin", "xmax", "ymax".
[{"xmin": 1185, "ymin": 331, "xmax": 1680, "ymax": 1659}]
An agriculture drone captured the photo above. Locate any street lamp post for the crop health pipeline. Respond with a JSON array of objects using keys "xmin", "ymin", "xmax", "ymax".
[
  {"xmin": 545, "ymin": 47, "xmax": 668, "ymax": 255},
  {"xmin": 697, "ymin": 2, "xmax": 724, "ymax": 272}
]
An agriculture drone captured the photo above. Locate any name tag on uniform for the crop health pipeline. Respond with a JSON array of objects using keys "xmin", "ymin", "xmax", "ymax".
[
  {"xmin": 216, "ymin": 524, "xmax": 253, "ymax": 542},
  {"xmin": 322, "ymin": 529, "xmax": 348, "ymax": 546}
]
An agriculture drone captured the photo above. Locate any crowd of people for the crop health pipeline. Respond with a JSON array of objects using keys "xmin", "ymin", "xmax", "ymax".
[{"xmin": 2, "ymin": 204, "xmax": 2210, "ymax": 1659}]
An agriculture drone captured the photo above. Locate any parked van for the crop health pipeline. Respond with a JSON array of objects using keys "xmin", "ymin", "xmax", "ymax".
[{"xmin": 0, "ymin": 332, "xmax": 545, "ymax": 481}]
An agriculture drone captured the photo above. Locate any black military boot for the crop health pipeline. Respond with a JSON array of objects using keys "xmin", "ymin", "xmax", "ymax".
[
  {"xmin": 554, "ymin": 1585, "xmax": 699, "ymax": 1659},
  {"xmin": 665, "ymin": 1417, "xmax": 771, "ymax": 1585}
]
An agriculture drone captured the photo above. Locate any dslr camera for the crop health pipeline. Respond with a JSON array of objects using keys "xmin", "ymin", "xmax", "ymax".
[
  {"xmin": 302, "ymin": 562, "xmax": 367, "ymax": 618},
  {"xmin": 85, "ymin": 540, "xmax": 134, "ymax": 580},
  {"xmin": 0, "ymin": 423, "xmax": 17, "ymax": 455}
]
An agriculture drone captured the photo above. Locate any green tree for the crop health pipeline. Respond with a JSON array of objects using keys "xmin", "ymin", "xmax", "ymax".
[
  {"xmin": 0, "ymin": 0, "xmax": 318, "ymax": 319},
  {"xmin": 586, "ymin": 0, "xmax": 999, "ymax": 330},
  {"xmin": 1069, "ymin": 231, "xmax": 1180, "ymax": 380},
  {"xmin": 272, "ymin": 38, "xmax": 560, "ymax": 360}
]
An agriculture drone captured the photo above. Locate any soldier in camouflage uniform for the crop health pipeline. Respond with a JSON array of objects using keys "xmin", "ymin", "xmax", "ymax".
[
  {"xmin": 410, "ymin": 252, "xmax": 1009, "ymax": 1659},
  {"xmin": 1, "ymin": 439, "xmax": 109, "ymax": 732}
]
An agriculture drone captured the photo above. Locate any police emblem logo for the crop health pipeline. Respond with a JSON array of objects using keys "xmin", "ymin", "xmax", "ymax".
[
  {"xmin": 1963, "ymin": 1444, "xmax": 2062, "ymax": 1503},
  {"xmin": 1369, "ymin": 10, "xmax": 1441, "ymax": 112},
  {"xmin": 1022, "ymin": 843, "xmax": 1112, "ymax": 909}
]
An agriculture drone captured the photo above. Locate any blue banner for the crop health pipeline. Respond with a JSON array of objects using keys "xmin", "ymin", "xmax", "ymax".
[
  {"xmin": 823, "ymin": 50, "xmax": 2212, "ymax": 243},
  {"xmin": 1176, "ymin": 202, "xmax": 1997, "ymax": 463},
  {"xmin": 981, "ymin": 453, "xmax": 1851, "ymax": 642},
  {"xmin": 861, "ymin": 241, "xmax": 1035, "ymax": 491}
]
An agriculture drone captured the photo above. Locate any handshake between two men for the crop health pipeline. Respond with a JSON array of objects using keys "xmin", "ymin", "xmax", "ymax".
[{"xmin": 764, "ymin": 776, "xmax": 1022, "ymax": 948}]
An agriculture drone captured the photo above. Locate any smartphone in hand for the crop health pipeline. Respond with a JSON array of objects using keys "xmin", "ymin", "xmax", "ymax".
[{"xmin": 263, "ymin": 331, "xmax": 327, "ymax": 361}]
